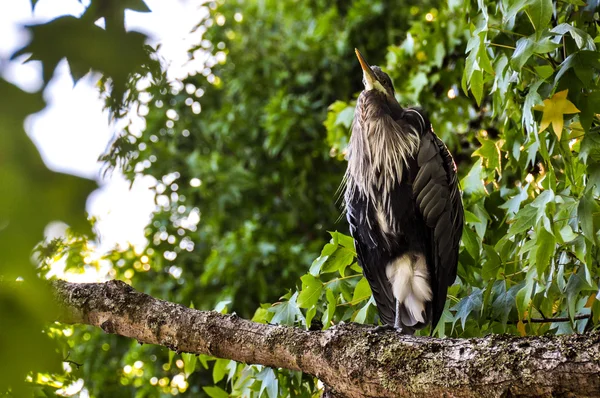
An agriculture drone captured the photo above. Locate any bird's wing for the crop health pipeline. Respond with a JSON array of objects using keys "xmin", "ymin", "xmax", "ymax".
[
  {"xmin": 411, "ymin": 114, "xmax": 464, "ymax": 329},
  {"xmin": 345, "ymin": 190, "xmax": 397, "ymax": 326}
]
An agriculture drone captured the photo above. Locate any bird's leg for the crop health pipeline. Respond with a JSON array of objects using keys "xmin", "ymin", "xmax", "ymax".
[
  {"xmin": 394, "ymin": 299, "xmax": 401, "ymax": 330},
  {"xmin": 371, "ymin": 300, "xmax": 403, "ymax": 333}
]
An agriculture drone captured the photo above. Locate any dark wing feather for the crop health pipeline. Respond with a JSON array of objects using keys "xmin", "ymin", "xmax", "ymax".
[
  {"xmin": 411, "ymin": 113, "xmax": 464, "ymax": 329},
  {"xmin": 345, "ymin": 192, "xmax": 397, "ymax": 326}
]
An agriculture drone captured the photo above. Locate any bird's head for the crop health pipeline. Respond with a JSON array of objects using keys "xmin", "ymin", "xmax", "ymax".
[{"xmin": 355, "ymin": 48, "xmax": 395, "ymax": 99}]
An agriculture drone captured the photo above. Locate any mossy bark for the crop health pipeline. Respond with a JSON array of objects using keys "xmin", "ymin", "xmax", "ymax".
[{"xmin": 52, "ymin": 280, "xmax": 600, "ymax": 398}]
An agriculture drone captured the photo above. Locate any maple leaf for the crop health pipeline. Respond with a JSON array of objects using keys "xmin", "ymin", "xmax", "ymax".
[{"xmin": 533, "ymin": 89, "xmax": 580, "ymax": 140}]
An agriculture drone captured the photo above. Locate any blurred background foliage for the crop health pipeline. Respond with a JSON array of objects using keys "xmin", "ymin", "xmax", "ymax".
[{"xmin": 2, "ymin": 0, "xmax": 600, "ymax": 396}]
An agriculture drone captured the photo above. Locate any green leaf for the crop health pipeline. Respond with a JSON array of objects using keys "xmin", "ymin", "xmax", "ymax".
[
  {"xmin": 268, "ymin": 292, "xmax": 304, "ymax": 326},
  {"xmin": 535, "ymin": 228, "xmax": 555, "ymax": 277},
  {"xmin": 511, "ymin": 37, "xmax": 535, "ymax": 70},
  {"xmin": 352, "ymin": 277, "xmax": 372, "ymax": 303},
  {"xmin": 408, "ymin": 72, "xmax": 429, "ymax": 101},
  {"xmin": 551, "ymin": 23, "xmax": 596, "ymax": 50},
  {"xmin": 212, "ymin": 358, "xmax": 229, "ymax": 384},
  {"xmin": 580, "ymin": 128, "xmax": 600, "ymax": 163},
  {"xmin": 182, "ymin": 353, "xmax": 197, "ymax": 378},
  {"xmin": 471, "ymin": 202, "xmax": 490, "ymax": 239},
  {"xmin": 305, "ymin": 305, "xmax": 317, "ymax": 329},
  {"xmin": 462, "ymin": 225, "xmax": 480, "ymax": 261},
  {"xmin": 533, "ymin": 36, "xmax": 561, "ymax": 54},
  {"xmin": 309, "ymin": 242, "xmax": 337, "ymax": 276},
  {"xmin": 508, "ymin": 204, "xmax": 537, "ymax": 235},
  {"xmin": 499, "ymin": 187, "xmax": 529, "ymax": 217},
  {"xmin": 493, "ymin": 54, "xmax": 510, "ymax": 98},
  {"xmin": 574, "ymin": 52, "xmax": 600, "ymax": 85},
  {"xmin": 257, "ymin": 368, "xmax": 279, "ymax": 398},
  {"xmin": 252, "ymin": 305, "xmax": 271, "ymax": 324},
  {"xmin": 464, "ymin": 210, "xmax": 483, "ymax": 224},
  {"xmin": 523, "ymin": 80, "xmax": 543, "ymax": 134},
  {"xmin": 214, "ymin": 300, "xmax": 231, "ymax": 314},
  {"xmin": 471, "ymin": 69, "xmax": 484, "ymax": 106},
  {"xmin": 491, "ymin": 282, "xmax": 521, "ymax": 329},
  {"xmin": 504, "ymin": 0, "xmax": 532, "ymax": 23},
  {"xmin": 588, "ymin": 162, "xmax": 600, "ymax": 197},
  {"xmin": 515, "ymin": 270, "xmax": 536, "ymax": 319},
  {"xmin": 578, "ymin": 191, "xmax": 600, "ymax": 244},
  {"xmin": 526, "ymin": 0, "xmax": 553, "ymax": 36},
  {"xmin": 322, "ymin": 289, "xmax": 337, "ymax": 328},
  {"xmin": 333, "ymin": 232, "xmax": 356, "ymax": 251},
  {"xmin": 472, "ymin": 136, "xmax": 501, "ymax": 172},
  {"xmin": 432, "ymin": 301, "xmax": 453, "ymax": 338},
  {"xmin": 531, "ymin": 189, "xmax": 555, "ymax": 223},
  {"xmin": 0, "ymin": 81, "xmax": 97, "ymax": 392},
  {"xmin": 327, "ymin": 277, "xmax": 354, "ymax": 302},
  {"xmin": 478, "ymin": 37, "xmax": 495, "ymax": 75},
  {"xmin": 579, "ymin": 91, "xmax": 600, "ymax": 132},
  {"xmin": 552, "ymin": 52, "xmax": 600, "ymax": 86},
  {"xmin": 534, "ymin": 65, "xmax": 554, "ymax": 79},
  {"xmin": 554, "ymin": 53, "xmax": 577, "ymax": 84},
  {"xmin": 461, "ymin": 159, "xmax": 487, "ymax": 196},
  {"xmin": 451, "ymin": 288, "xmax": 483, "ymax": 330},
  {"xmin": 321, "ymin": 247, "xmax": 355, "ymax": 274},
  {"xmin": 353, "ymin": 297, "xmax": 375, "ymax": 324},
  {"xmin": 202, "ymin": 386, "xmax": 229, "ymax": 398},
  {"xmin": 297, "ymin": 274, "xmax": 323, "ymax": 308},
  {"xmin": 566, "ymin": 267, "xmax": 597, "ymax": 320},
  {"xmin": 334, "ymin": 107, "xmax": 354, "ymax": 128},
  {"xmin": 309, "ymin": 255, "xmax": 329, "ymax": 276},
  {"xmin": 12, "ymin": 16, "xmax": 151, "ymax": 112},
  {"xmin": 558, "ymin": 225, "xmax": 578, "ymax": 243},
  {"xmin": 433, "ymin": 42, "xmax": 445, "ymax": 68},
  {"xmin": 482, "ymin": 244, "xmax": 502, "ymax": 279}
]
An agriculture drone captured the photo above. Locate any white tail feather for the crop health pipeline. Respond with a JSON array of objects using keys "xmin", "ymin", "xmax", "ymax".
[{"xmin": 385, "ymin": 253, "xmax": 432, "ymax": 325}]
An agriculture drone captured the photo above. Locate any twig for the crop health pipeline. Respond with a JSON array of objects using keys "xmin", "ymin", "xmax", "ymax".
[
  {"xmin": 63, "ymin": 352, "xmax": 83, "ymax": 368},
  {"xmin": 522, "ymin": 314, "xmax": 591, "ymax": 324}
]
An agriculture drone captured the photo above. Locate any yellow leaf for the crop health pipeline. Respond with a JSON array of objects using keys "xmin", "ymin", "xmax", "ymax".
[
  {"xmin": 533, "ymin": 89, "xmax": 580, "ymax": 140},
  {"xmin": 585, "ymin": 294, "xmax": 595, "ymax": 308},
  {"xmin": 517, "ymin": 320, "xmax": 527, "ymax": 336}
]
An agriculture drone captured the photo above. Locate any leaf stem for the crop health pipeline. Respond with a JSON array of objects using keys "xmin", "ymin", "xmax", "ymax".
[
  {"xmin": 488, "ymin": 42, "xmax": 515, "ymax": 50},
  {"xmin": 324, "ymin": 274, "xmax": 362, "ymax": 286},
  {"xmin": 488, "ymin": 25, "xmax": 526, "ymax": 38},
  {"xmin": 487, "ymin": 42, "xmax": 555, "ymax": 65},
  {"xmin": 337, "ymin": 295, "xmax": 370, "ymax": 307}
]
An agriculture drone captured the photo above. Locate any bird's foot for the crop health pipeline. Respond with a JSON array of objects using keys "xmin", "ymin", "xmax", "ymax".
[{"xmin": 371, "ymin": 324, "xmax": 396, "ymax": 333}]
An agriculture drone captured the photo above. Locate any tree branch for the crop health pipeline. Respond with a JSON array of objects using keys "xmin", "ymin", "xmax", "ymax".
[{"xmin": 51, "ymin": 280, "xmax": 600, "ymax": 398}]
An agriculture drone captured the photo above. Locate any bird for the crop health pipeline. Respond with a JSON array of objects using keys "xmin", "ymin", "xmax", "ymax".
[{"xmin": 343, "ymin": 49, "xmax": 463, "ymax": 334}]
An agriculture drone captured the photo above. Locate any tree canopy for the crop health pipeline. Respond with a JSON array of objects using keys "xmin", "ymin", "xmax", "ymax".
[{"xmin": 1, "ymin": 0, "xmax": 599, "ymax": 396}]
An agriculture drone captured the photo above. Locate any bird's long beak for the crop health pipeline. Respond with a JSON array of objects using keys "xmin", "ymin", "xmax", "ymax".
[{"xmin": 355, "ymin": 48, "xmax": 377, "ymax": 91}]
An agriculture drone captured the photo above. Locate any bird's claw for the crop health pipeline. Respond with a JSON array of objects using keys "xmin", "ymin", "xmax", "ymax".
[{"xmin": 371, "ymin": 324, "xmax": 396, "ymax": 333}]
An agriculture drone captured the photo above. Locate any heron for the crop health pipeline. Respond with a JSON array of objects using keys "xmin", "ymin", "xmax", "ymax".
[{"xmin": 344, "ymin": 49, "xmax": 463, "ymax": 334}]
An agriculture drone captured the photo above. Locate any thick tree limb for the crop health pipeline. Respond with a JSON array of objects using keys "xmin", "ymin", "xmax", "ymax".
[{"xmin": 52, "ymin": 280, "xmax": 600, "ymax": 398}]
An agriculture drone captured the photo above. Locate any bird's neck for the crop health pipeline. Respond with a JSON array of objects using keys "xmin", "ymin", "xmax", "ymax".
[{"xmin": 346, "ymin": 107, "xmax": 420, "ymax": 206}]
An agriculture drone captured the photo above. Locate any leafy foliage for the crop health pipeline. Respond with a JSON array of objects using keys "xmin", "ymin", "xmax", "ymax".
[
  {"xmin": 4, "ymin": 0, "xmax": 600, "ymax": 396},
  {"xmin": 0, "ymin": 0, "xmax": 155, "ymax": 394},
  {"xmin": 0, "ymin": 81, "xmax": 96, "ymax": 395}
]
